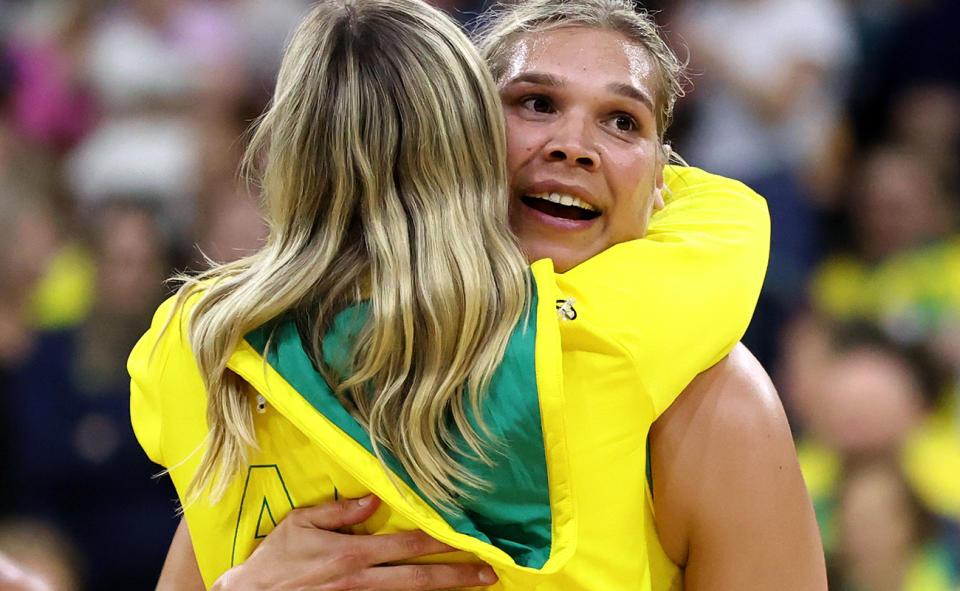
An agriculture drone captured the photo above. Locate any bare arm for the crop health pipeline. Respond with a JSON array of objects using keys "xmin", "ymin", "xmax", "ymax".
[
  {"xmin": 158, "ymin": 496, "xmax": 497, "ymax": 591},
  {"xmin": 651, "ymin": 344, "xmax": 826, "ymax": 591},
  {"xmin": 156, "ymin": 519, "xmax": 205, "ymax": 591}
]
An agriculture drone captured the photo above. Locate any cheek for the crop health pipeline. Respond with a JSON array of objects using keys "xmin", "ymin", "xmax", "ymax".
[
  {"xmin": 607, "ymin": 190, "xmax": 659, "ymax": 245},
  {"xmin": 504, "ymin": 114, "xmax": 539, "ymax": 172},
  {"xmin": 612, "ymin": 143, "xmax": 657, "ymax": 184},
  {"xmin": 613, "ymin": 176, "xmax": 656, "ymax": 231},
  {"xmin": 611, "ymin": 147, "xmax": 661, "ymax": 214}
]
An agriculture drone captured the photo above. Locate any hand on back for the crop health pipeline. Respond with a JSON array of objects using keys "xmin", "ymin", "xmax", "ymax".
[{"xmin": 209, "ymin": 495, "xmax": 497, "ymax": 591}]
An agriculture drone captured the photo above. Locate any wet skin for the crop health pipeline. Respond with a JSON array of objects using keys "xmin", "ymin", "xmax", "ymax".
[{"xmin": 499, "ymin": 26, "xmax": 668, "ymax": 272}]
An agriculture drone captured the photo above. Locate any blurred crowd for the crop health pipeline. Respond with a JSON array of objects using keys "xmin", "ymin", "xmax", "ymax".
[
  {"xmin": 0, "ymin": 0, "xmax": 956, "ymax": 589},
  {"xmin": 665, "ymin": 1, "xmax": 960, "ymax": 589}
]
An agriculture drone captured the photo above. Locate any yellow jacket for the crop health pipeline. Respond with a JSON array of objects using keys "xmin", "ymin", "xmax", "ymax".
[{"xmin": 130, "ymin": 166, "xmax": 769, "ymax": 590}]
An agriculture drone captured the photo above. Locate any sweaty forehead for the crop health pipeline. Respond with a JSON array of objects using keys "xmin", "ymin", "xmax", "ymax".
[{"xmin": 502, "ymin": 27, "xmax": 654, "ymax": 91}]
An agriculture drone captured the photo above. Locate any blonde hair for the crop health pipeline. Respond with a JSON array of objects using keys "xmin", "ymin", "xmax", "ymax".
[
  {"xmin": 175, "ymin": 0, "xmax": 528, "ymax": 509},
  {"xmin": 474, "ymin": 0, "xmax": 686, "ymax": 142}
]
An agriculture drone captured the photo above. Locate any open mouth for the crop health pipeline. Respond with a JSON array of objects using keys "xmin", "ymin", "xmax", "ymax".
[{"xmin": 521, "ymin": 192, "xmax": 601, "ymax": 221}]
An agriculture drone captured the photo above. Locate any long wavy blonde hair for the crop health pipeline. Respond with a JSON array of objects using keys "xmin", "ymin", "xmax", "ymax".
[{"xmin": 174, "ymin": 0, "xmax": 529, "ymax": 509}]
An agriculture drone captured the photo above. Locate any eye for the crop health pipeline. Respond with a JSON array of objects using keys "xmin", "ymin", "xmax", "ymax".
[
  {"xmin": 521, "ymin": 95, "xmax": 554, "ymax": 114},
  {"xmin": 612, "ymin": 113, "xmax": 638, "ymax": 132}
]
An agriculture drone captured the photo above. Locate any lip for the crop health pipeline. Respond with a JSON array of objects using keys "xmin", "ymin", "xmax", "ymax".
[
  {"xmin": 516, "ymin": 180, "xmax": 601, "ymax": 232},
  {"xmin": 520, "ymin": 201, "xmax": 599, "ymax": 231},
  {"xmin": 516, "ymin": 179, "xmax": 602, "ymax": 231},
  {"xmin": 522, "ymin": 181, "xmax": 599, "ymax": 210}
]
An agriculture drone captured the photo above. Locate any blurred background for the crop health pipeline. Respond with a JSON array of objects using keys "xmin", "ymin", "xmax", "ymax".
[{"xmin": 0, "ymin": 0, "xmax": 956, "ymax": 589}]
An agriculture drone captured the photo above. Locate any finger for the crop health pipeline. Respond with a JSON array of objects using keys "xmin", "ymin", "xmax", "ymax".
[
  {"xmin": 293, "ymin": 495, "xmax": 382, "ymax": 530},
  {"xmin": 346, "ymin": 563, "xmax": 498, "ymax": 591},
  {"xmin": 338, "ymin": 530, "xmax": 460, "ymax": 566}
]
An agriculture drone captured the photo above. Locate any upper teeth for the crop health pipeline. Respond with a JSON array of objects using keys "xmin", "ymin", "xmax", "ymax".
[{"xmin": 529, "ymin": 192, "xmax": 597, "ymax": 211}]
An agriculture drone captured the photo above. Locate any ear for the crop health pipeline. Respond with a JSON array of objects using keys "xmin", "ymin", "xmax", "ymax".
[
  {"xmin": 662, "ymin": 143, "xmax": 672, "ymax": 164},
  {"xmin": 653, "ymin": 143, "xmax": 670, "ymax": 210},
  {"xmin": 652, "ymin": 186, "xmax": 666, "ymax": 210}
]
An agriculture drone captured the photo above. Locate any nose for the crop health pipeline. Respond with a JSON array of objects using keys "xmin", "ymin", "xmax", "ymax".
[{"xmin": 543, "ymin": 116, "xmax": 599, "ymax": 171}]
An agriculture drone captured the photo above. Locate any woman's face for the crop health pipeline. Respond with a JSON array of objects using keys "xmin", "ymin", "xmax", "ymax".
[{"xmin": 499, "ymin": 26, "xmax": 667, "ymax": 272}]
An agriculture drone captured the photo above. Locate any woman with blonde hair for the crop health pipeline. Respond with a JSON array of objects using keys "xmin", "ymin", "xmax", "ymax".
[{"xmin": 131, "ymin": 0, "xmax": 778, "ymax": 588}]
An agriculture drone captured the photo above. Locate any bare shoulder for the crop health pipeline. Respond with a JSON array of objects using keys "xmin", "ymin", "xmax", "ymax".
[
  {"xmin": 651, "ymin": 344, "xmax": 826, "ymax": 590},
  {"xmin": 651, "ymin": 345, "xmax": 788, "ymax": 494},
  {"xmin": 670, "ymin": 343, "xmax": 779, "ymax": 414},
  {"xmin": 685, "ymin": 343, "xmax": 787, "ymax": 439}
]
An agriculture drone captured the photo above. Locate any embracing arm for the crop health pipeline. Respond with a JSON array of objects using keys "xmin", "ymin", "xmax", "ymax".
[
  {"xmin": 157, "ymin": 519, "xmax": 205, "ymax": 591},
  {"xmin": 651, "ymin": 344, "xmax": 826, "ymax": 591},
  {"xmin": 556, "ymin": 167, "xmax": 771, "ymax": 413},
  {"xmin": 156, "ymin": 497, "xmax": 496, "ymax": 591}
]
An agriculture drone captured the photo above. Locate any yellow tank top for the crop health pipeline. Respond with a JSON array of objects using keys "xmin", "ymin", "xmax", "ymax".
[{"xmin": 129, "ymin": 166, "xmax": 769, "ymax": 590}]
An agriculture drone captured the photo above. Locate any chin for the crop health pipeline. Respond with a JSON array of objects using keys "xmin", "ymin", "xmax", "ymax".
[{"xmin": 521, "ymin": 241, "xmax": 586, "ymax": 273}]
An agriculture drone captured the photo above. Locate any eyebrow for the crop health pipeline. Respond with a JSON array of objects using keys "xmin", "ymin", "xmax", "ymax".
[
  {"xmin": 503, "ymin": 72, "xmax": 654, "ymax": 112},
  {"xmin": 608, "ymin": 82, "xmax": 654, "ymax": 113},
  {"xmin": 503, "ymin": 71, "xmax": 564, "ymax": 88}
]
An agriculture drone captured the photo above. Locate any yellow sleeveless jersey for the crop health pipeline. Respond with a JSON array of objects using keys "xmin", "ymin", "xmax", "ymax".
[{"xmin": 129, "ymin": 166, "xmax": 769, "ymax": 590}]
